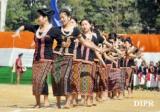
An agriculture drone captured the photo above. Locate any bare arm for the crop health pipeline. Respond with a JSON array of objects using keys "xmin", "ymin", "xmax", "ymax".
[
  {"xmin": 103, "ymin": 40, "xmax": 113, "ymax": 48},
  {"xmin": 95, "ymin": 51, "xmax": 106, "ymax": 66},
  {"xmin": 78, "ymin": 35, "xmax": 101, "ymax": 53},
  {"xmin": 12, "ymin": 26, "xmax": 25, "ymax": 38},
  {"xmin": 103, "ymin": 53, "xmax": 117, "ymax": 64}
]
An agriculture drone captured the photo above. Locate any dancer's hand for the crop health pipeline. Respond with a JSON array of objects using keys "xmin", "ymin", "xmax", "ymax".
[
  {"xmin": 30, "ymin": 41, "xmax": 35, "ymax": 48},
  {"xmin": 12, "ymin": 30, "xmax": 20, "ymax": 38},
  {"xmin": 62, "ymin": 41, "xmax": 67, "ymax": 47},
  {"xmin": 100, "ymin": 48, "xmax": 108, "ymax": 54}
]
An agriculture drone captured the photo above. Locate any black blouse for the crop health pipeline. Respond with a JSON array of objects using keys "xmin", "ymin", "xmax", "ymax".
[
  {"xmin": 24, "ymin": 24, "xmax": 62, "ymax": 61},
  {"xmin": 138, "ymin": 66, "xmax": 148, "ymax": 75},
  {"xmin": 76, "ymin": 34, "xmax": 97, "ymax": 61},
  {"xmin": 60, "ymin": 27, "xmax": 81, "ymax": 54}
]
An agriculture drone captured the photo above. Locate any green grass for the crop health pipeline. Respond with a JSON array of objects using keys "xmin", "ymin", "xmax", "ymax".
[{"xmin": 0, "ymin": 66, "xmax": 51, "ymax": 84}]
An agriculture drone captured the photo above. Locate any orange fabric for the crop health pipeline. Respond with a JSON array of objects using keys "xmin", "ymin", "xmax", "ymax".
[
  {"xmin": 0, "ymin": 32, "xmax": 160, "ymax": 52},
  {"xmin": 122, "ymin": 34, "xmax": 160, "ymax": 52},
  {"xmin": 0, "ymin": 32, "xmax": 57, "ymax": 48},
  {"xmin": 0, "ymin": 32, "xmax": 34, "ymax": 48}
]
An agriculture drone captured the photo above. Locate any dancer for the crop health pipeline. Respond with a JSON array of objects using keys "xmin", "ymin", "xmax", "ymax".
[{"xmin": 12, "ymin": 8, "xmax": 62, "ymax": 108}]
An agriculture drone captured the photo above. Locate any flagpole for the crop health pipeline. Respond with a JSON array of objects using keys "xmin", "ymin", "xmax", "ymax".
[
  {"xmin": 11, "ymin": 36, "xmax": 15, "ymax": 83},
  {"xmin": 0, "ymin": 0, "xmax": 8, "ymax": 31}
]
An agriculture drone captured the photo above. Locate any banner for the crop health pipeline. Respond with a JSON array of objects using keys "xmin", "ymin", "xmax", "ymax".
[{"xmin": 50, "ymin": 0, "xmax": 61, "ymax": 27}]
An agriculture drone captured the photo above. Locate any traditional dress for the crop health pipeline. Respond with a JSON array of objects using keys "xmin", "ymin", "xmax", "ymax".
[
  {"xmin": 24, "ymin": 24, "xmax": 62, "ymax": 95},
  {"xmin": 93, "ymin": 60, "xmax": 108, "ymax": 92},
  {"xmin": 52, "ymin": 53, "xmax": 73, "ymax": 96},
  {"xmin": 119, "ymin": 56, "xmax": 134, "ymax": 91},
  {"xmin": 71, "ymin": 40, "xmax": 82, "ymax": 94},
  {"xmin": 71, "ymin": 59, "xmax": 82, "ymax": 94},
  {"xmin": 133, "ymin": 65, "xmax": 139, "ymax": 87},
  {"xmin": 93, "ymin": 43, "xmax": 108, "ymax": 92},
  {"xmin": 138, "ymin": 65, "xmax": 147, "ymax": 86},
  {"xmin": 124, "ymin": 58, "xmax": 134, "ymax": 90},
  {"xmin": 108, "ymin": 62, "xmax": 121, "ymax": 93},
  {"xmin": 146, "ymin": 66, "xmax": 157, "ymax": 88},
  {"xmin": 80, "ymin": 34, "xmax": 97, "ymax": 96},
  {"xmin": 52, "ymin": 27, "xmax": 81, "ymax": 96}
]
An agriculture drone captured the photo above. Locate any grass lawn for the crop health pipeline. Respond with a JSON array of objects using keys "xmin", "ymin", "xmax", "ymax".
[
  {"xmin": 0, "ymin": 66, "xmax": 52, "ymax": 84},
  {"xmin": 0, "ymin": 66, "xmax": 32, "ymax": 84}
]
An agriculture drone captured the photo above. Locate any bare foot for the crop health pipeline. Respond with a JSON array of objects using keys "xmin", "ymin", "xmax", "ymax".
[
  {"xmin": 79, "ymin": 99, "xmax": 85, "ymax": 106},
  {"xmin": 33, "ymin": 104, "xmax": 41, "ymax": 108},
  {"xmin": 63, "ymin": 104, "xmax": 71, "ymax": 109},
  {"xmin": 86, "ymin": 100, "xmax": 92, "ymax": 107},
  {"xmin": 73, "ymin": 100, "xmax": 78, "ymax": 107},
  {"xmin": 56, "ymin": 103, "xmax": 61, "ymax": 109},
  {"xmin": 92, "ymin": 100, "xmax": 97, "ymax": 106},
  {"xmin": 44, "ymin": 102, "xmax": 50, "ymax": 107}
]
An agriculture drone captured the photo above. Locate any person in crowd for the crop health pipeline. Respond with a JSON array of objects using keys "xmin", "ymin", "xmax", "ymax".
[{"xmin": 15, "ymin": 53, "xmax": 25, "ymax": 84}]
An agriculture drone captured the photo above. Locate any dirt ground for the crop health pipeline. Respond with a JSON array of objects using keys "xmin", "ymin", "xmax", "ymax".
[{"xmin": 0, "ymin": 84, "xmax": 160, "ymax": 112}]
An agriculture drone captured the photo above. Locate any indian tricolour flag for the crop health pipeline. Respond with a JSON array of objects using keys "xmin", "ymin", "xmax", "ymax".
[
  {"xmin": 126, "ymin": 34, "xmax": 160, "ymax": 64},
  {"xmin": 0, "ymin": 32, "xmax": 160, "ymax": 84},
  {"xmin": 0, "ymin": 32, "xmax": 160, "ymax": 67},
  {"xmin": 0, "ymin": 32, "xmax": 35, "ymax": 67}
]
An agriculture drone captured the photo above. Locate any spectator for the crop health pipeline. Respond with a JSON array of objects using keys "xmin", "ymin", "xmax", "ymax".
[{"xmin": 15, "ymin": 53, "xmax": 25, "ymax": 84}]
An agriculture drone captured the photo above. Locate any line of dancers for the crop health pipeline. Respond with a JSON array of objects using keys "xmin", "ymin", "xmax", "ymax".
[{"xmin": 12, "ymin": 8, "xmax": 144, "ymax": 109}]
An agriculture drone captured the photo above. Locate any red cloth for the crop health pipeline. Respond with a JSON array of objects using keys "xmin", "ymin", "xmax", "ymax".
[
  {"xmin": 16, "ymin": 58, "xmax": 23, "ymax": 73},
  {"xmin": 146, "ymin": 73, "xmax": 151, "ymax": 81},
  {"xmin": 138, "ymin": 72, "xmax": 142, "ymax": 82}
]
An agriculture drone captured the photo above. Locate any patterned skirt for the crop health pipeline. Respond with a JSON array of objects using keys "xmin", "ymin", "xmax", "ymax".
[
  {"xmin": 80, "ymin": 62, "xmax": 94, "ymax": 95},
  {"xmin": 106, "ymin": 64, "xmax": 112, "ymax": 90},
  {"xmin": 108, "ymin": 68, "xmax": 121, "ymax": 92},
  {"xmin": 32, "ymin": 61, "xmax": 52, "ymax": 95},
  {"xmin": 51, "ymin": 53, "xmax": 73, "ymax": 96},
  {"xmin": 120, "ymin": 67, "xmax": 127, "ymax": 91},
  {"xmin": 93, "ymin": 63, "xmax": 108, "ymax": 92},
  {"xmin": 71, "ymin": 60, "xmax": 82, "ymax": 94}
]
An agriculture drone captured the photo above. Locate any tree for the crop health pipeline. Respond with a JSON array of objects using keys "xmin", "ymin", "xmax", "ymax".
[
  {"xmin": 59, "ymin": 0, "xmax": 142, "ymax": 33},
  {"xmin": 6, "ymin": 0, "xmax": 50, "ymax": 30},
  {"xmin": 137, "ymin": 0, "xmax": 160, "ymax": 33},
  {"xmin": 6, "ymin": 0, "xmax": 30, "ymax": 30},
  {"xmin": 5, "ymin": 0, "xmax": 160, "ymax": 33}
]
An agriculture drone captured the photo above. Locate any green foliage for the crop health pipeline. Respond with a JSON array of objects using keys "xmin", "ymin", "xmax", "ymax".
[
  {"xmin": 5, "ymin": 0, "xmax": 160, "ymax": 33},
  {"xmin": 137, "ymin": 0, "xmax": 160, "ymax": 33},
  {"xmin": 6, "ymin": 0, "xmax": 29, "ymax": 30},
  {"xmin": 6, "ymin": 0, "xmax": 50, "ymax": 30},
  {"xmin": 155, "ymin": 14, "xmax": 160, "ymax": 29},
  {"xmin": 59, "ymin": 0, "xmax": 142, "ymax": 33}
]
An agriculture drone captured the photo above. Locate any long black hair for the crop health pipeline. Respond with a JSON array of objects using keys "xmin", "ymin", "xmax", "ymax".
[
  {"xmin": 37, "ymin": 8, "xmax": 54, "ymax": 23},
  {"xmin": 60, "ymin": 8, "xmax": 71, "ymax": 17}
]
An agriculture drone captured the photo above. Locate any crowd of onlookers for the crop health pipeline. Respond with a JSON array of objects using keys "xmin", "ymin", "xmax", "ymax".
[{"xmin": 133, "ymin": 58, "xmax": 160, "ymax": 91}]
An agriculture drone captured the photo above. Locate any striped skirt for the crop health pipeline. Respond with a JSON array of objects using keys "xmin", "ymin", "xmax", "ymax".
[
  {"xmin": 93, "ymin": 63, "xmax": 108, "ymax": 92},
  {"xmin": 32, "ymin": 61, "xmax": 52, "ymax": 95},
  {"xmin": 106, "ymin": 64, "xmax": 112, "ymax": 90},
  {"xmin": 80, "ymin": 62, "xmax": 94, "ymax": 95},
  {"xmin": 51, "ymin": 53, "xmax": 73, "ymax": 96},
  {"xmin": 108, "ymin": 68, "xmax": 121, "ymax": 92},
  {"xmin": 120, "ymin": 67, "xmax": 127, "ymax": 91}
]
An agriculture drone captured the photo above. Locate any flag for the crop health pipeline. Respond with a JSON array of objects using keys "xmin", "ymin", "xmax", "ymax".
[{"xmin": 50, "ymin": 0, "xmax": 61, "ymax": 27}]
